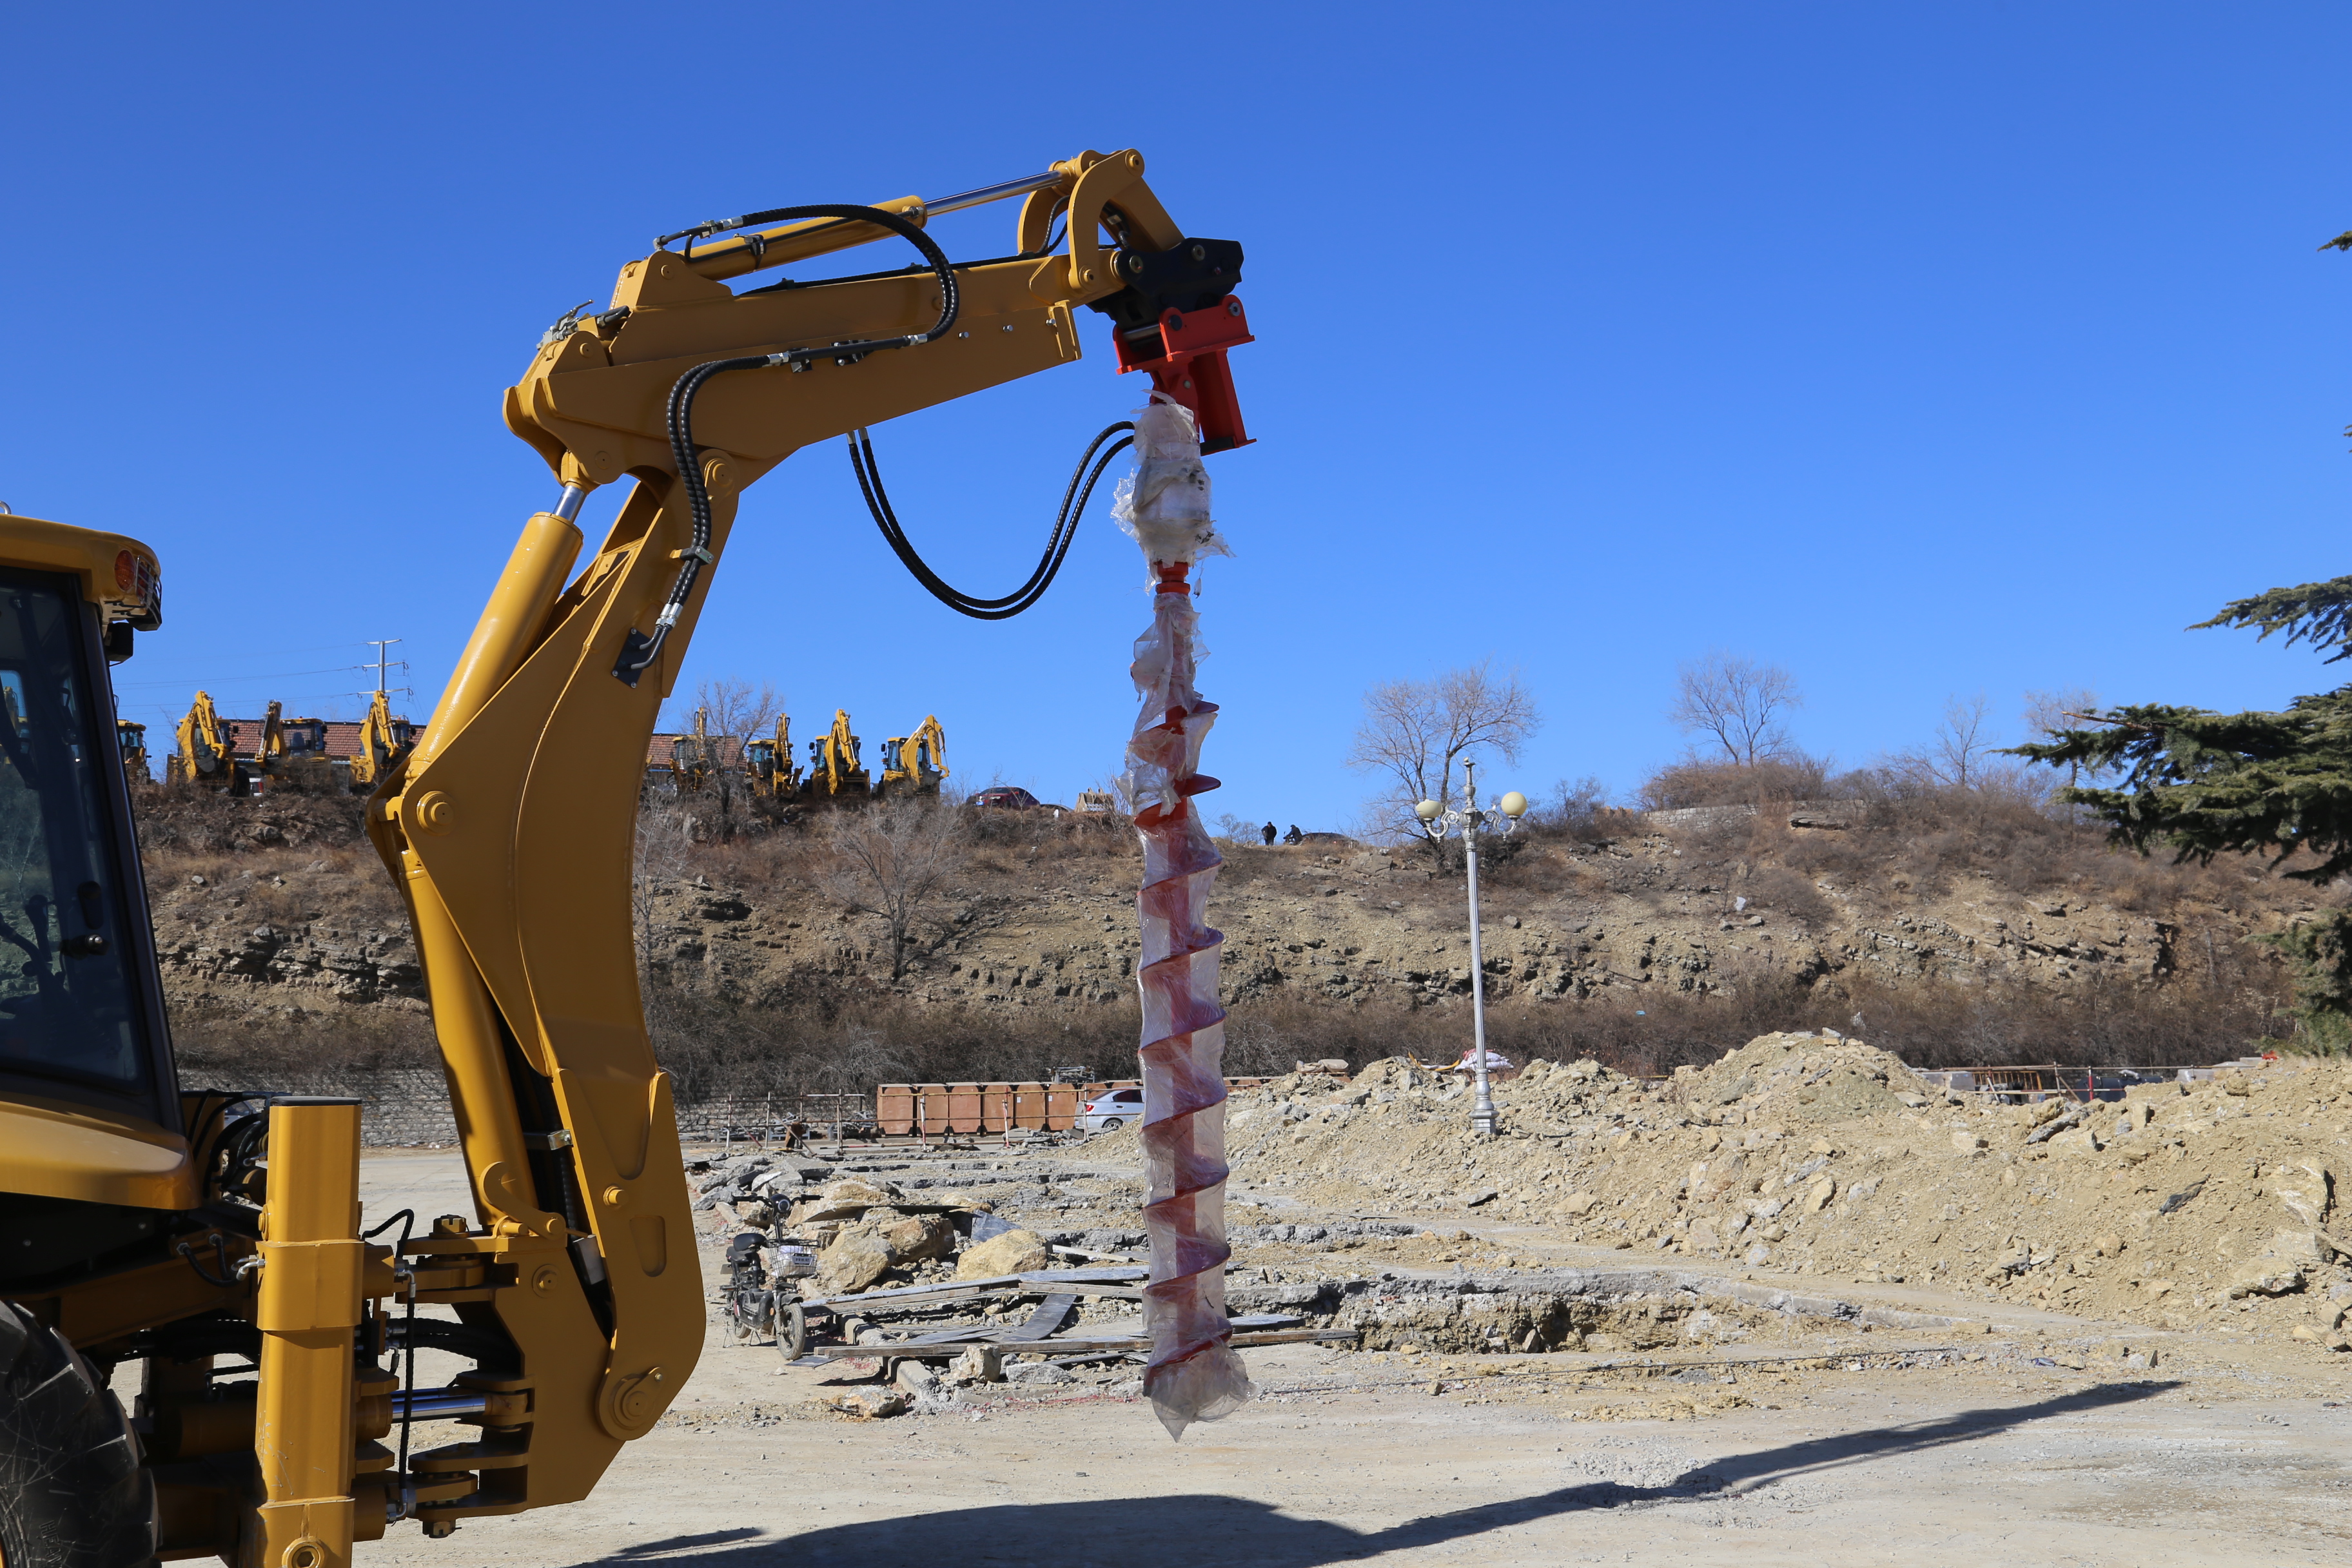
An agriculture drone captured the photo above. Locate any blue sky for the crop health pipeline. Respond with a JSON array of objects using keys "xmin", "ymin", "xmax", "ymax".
[{"xmin": 3, "ymin": 5, "xmax": 2347, "ymax": 827}]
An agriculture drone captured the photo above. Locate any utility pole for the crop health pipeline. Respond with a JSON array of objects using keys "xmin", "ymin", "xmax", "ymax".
[{"xmin": 366, "ymin": 639, "xmax": 402, "ymax": 699}]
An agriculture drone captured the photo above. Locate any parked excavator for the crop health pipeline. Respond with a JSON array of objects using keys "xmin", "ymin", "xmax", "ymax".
[
  {"xmin": 251, "ymin": 700, "xmax": 287, "ymax": 786},
  {"xmin": 272, "ymin": 713, "xmax": 337, "ymax": 792},
  {"xmin": 666, "ymin": 707, "xmax": 730, "ymax": 794},
  {"xmin": 115, "ymin": 720, "xmax": 150, "ymax": 784},
  {"xmin": 878, "ymin": 714, "xmax": 949, "ymax": 796},
  {"xmin": 348, "ymin": 687, "xmax": 413, "ymax": 791},
  {"xmin": 165, "ymin": 689, "xmax": 249, "ymax": 794},
  {"xmin": 743, "ymin": 714, "xmax": 798, "ymax": 797},
  {"xmin": 805, "ymin": 707, "xmax": 869, "ymax": 797},
  {"xmin": 0, "ymin": 146, "xmax": 1250, "ymax": 1568}
]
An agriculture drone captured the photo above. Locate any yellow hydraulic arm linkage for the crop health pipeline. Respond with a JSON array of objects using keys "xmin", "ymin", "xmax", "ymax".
[
  {"xmin": 337, "ymin": 147, "xmax": 1251, "ymax": 1550},
  {"xmin": 880, "ymin": 714, "xmax": 949, "ymax": 796},
  {"xmin": 167, "ymin": 689, "xmax": 239, "ymax": 789}
]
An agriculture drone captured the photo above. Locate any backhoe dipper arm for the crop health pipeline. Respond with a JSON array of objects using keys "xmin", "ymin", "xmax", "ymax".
[{"xmin": 361, "ymin": 148, "xmax": 1248, "ymax": 1528}]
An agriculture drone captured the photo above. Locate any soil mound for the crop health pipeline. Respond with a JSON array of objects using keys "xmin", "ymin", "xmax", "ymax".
[{"xmin": 1218, "ymin": 1035, "xmax": 2352, "ymax": 1346}]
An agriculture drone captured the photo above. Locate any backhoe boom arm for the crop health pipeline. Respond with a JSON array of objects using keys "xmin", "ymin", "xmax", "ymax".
[{"xmin": 357, "ymin": 146, "xmax": 1250, "ymax": 1531}]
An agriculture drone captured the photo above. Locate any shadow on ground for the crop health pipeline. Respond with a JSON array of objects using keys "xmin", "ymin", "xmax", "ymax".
[{"xmin": 593, "ymin": 1380, "xmax": 2177, "ymax": 1566}]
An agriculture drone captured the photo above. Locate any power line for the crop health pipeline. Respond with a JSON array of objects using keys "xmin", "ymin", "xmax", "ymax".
[{"xmin": 117, "ymin": 663, "xmax": 381, "ymax": 688}]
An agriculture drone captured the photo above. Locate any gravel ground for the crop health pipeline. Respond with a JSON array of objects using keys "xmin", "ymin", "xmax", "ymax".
[{"xmin": 355, "ymin": 1145, "xmax": 2352, "ymax": 1566}]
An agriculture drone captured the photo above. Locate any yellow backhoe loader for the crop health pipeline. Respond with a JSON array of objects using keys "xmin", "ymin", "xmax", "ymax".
[
  {"xmin": 743, "ymin": 714, "xmax": 798, "ymax": 797},
  {"xmin": 878, "ymin": 714, "xmax": 949, "ymax": 796},
  {"xmin": 166, "ymin": 690, "xmax": 249, "ymax": 794},
  {"xmin": 347, "ymin": 689, "xmax": 412, "ymax": 792},
  {"xmin": 805, "ymin": 708, "xmax": 868, "ymax": 797},
  {"xmin": 274, "ymin": 714, "xmax": 337, "ymax": 792},
  {"xmin": 115, "ymin": 721, "xmax": 150, "ymax": 784},
  {"xmin": 252, "ymin": 700, "xmax": 287, "ymax": 785},
  {"xmin": 0, "ymin": 146, "xmax": 1250, "ymax": 1568},
  {"xmin": 668, "ymin": 707, "xmax": 718, "ymax": 793}
]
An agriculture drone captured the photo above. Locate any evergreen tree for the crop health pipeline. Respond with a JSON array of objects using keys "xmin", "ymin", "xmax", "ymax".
[{"xmin": 2012, "ymin": 577, "xmax": 2352, "ymax": 1051}]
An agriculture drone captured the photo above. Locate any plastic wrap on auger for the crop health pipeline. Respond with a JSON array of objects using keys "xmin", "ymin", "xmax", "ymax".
[{"xmin": 1115, "ymin": 394, "xmax": 1251, "ymax": 1439}]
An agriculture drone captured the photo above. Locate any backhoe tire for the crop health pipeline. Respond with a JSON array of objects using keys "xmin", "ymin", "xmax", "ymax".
[{"xmin": 0, "ymin": 1303, "xmax": 154, "ymax": 1568}]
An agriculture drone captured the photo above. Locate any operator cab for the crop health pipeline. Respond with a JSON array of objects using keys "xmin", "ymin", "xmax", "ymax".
[{"xmin": 0, "ymin": 519, "xmax": 176, "ymax": 1148}]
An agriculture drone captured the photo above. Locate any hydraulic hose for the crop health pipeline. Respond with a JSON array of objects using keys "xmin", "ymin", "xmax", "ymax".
[
  {"xmin": 848, "ymin": 420, "xmax": 1134, "ymax": 620},
  {"xmin": 612, "ymin": 204, "xmax": 960, "ymax": 684}
]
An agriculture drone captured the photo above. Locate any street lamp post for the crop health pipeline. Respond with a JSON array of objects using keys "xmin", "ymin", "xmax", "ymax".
[{"xmin": 1416, "ymin": 760, "xmax": 1529, "ymax": 1137}]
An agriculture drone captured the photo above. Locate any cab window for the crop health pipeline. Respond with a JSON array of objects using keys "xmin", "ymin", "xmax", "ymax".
[{"xmin": 0, "ymin": 572, "xmax": 153, "ymax": 1093}]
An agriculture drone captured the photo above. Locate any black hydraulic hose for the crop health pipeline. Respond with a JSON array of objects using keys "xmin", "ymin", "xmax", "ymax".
[
  {"xmin": 612, "ymin": 204, "xmax": 961, "ymax": 685},
  {"xmin": 849, "ymin": 421, "xmax": 1133, "ymax": 620}
]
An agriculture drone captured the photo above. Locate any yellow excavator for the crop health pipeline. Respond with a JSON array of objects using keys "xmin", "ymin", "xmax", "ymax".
[
  {"xmin": 116, "ymin": 721, "xmax": 150, "ymax": 784},
  {"xmin": 878, "ymin": 714, "xmax": 949, "ymax": 796},
  {"xmin": 347, "ymin": 688, "xmax": 413, "ymax": 792},
  {"xmin": 743, "ymin": 714, "xmax": 798, "ymax": 797},
  {"xmin": 805, "ymin": 708, "xmax": 869, "ymax": 798},
  {"xmin": 0, "ymin": 146, "xmax": 1250, "ymax": 1567},
  {"xmin": 166, "ymin": 690, "xmax": 249, "ymax": 794},
  {"xmin": 251, "ymin": 700, "xmax": 287, "ymax": 787},
  {"xmin": 668, "ymin": 707, "xmax": 721, "ymax": 794},
  {"xmin": 273, "ymin": 714, "xmax": 337, "ymax": 792}
]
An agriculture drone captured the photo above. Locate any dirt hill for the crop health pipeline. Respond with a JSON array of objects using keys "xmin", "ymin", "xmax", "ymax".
[{"xmin": 130, "ymin": 784, "xmax": 2331, "ymax": 1085}]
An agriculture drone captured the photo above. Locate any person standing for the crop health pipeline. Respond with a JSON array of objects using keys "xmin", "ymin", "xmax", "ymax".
[{"xmin": 1260, "ymin": 822, "xmax": 1277, "ymax": 845}]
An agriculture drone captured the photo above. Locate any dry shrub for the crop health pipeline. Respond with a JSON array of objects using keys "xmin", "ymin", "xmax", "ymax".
[
  {"xmin": 1640, "ymin": 756, "xmax": 1833, "ymax": 810},
  {"xmin": 132, "ymin": 783, "xmax": 375, "ymax": 856},
  {"xmin": 638, "ymin": 984, "xmax": 1145, "ymax": 1105},
  {"xmin": 1737, "ymin": 865, "xmax": 1832, "ymax": 928},
  {"xmin": 170, "ymin": 1003, "xmax": 438, "ymax": 1083}
]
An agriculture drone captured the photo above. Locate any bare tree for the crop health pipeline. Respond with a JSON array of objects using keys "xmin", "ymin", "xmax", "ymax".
[
  {"xmin": 631, "ymin": 800, "xmax": 699, "ymax": 974},
  {"xmin": 2022, "ymin": 686, "xmax": 2106, "ymax": 794},
  {"xmin": 1670, "ymin": 651, "xmax": 1802, "ymax": 765},
  {"xmin": 1889, "ymin": 692, "xmax": 1999, "ymax": 790},
  {"xmin": 1933, "ymin": 692, "xmax": 1996, "ymax": 789},
  {"xmin": 819, "ymin": 798, "xmax": 970, "ymax": 979},
  {"xmin": 680, "ymin": 677, "xmax": 783, "ymax": 756},
  {"xmin": 1346, "ymin": 660, "xmax": 1541, "ymax": 844},
  {"xmin": 2021, "ymin": 687, "xmax": 2099, "ymax": 741}
]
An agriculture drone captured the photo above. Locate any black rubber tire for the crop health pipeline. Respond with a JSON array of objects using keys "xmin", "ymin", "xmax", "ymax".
[
  {"xmin": 774, "ymin": 1303, "xmax": 808, "ymax": 1361},
  {"xmin": 1096, "ymin": 1119, "xmax": 1123, "ymax": 1132},
  {"xmin": 0, "ymin": 1302, "xmax": 155, "ymax": 1568}
]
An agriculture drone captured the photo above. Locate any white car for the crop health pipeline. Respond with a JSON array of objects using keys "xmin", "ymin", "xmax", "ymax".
[{"xmin": 1079, "ymin": 1086, "xmax": 1144, "ymax": 1132}]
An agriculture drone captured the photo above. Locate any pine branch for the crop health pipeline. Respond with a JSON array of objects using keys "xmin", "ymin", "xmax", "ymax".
[
  {"xmin": 2190, "ymin": 574, "xmax": 2352, "ymax": 662},
  {"xmin": 2013, "ymin": 692, "xmax": 2352, "ymax": 884}
]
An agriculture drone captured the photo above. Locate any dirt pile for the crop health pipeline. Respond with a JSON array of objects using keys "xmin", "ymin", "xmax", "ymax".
[{"xmin": 1213, "ymin": 1035, "xmax": 2352, "ymax": 1348}]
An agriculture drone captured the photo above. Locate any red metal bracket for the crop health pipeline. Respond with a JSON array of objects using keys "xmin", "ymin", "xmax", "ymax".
[{"xmin": 1113, "ymin": 295, "xmax": 1255, "ymax": 455}]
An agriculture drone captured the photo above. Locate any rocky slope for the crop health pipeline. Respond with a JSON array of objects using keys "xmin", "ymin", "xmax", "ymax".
[{"xmin": 132, "ymin": 789, "xmax": 2323, "ymax": 1066}]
